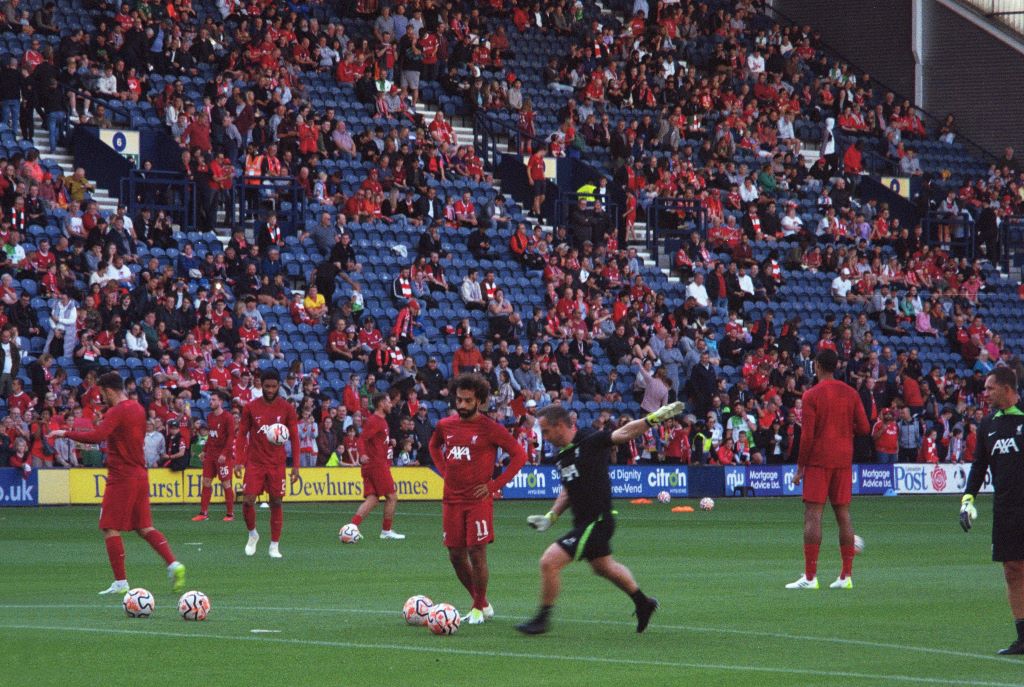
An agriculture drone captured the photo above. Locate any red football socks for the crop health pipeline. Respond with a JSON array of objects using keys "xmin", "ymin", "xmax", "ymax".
[
  {"xmin": 223, "ymin": 483, "xmax": 234, "ymax": 516},
  {"xmin": 351, "ymin": 514, "xmax": 363, "ymax": 527},
  {"xmin": 200, "ymin": 486, "xmax": 212, "ymax": 514},
  {"xmin": 105, "ymin": 536, "xmax": 126, "ymax": 580},
  {"xmin": 142, "ymin": 529, "xmax": 176, "ymax": 566},
  {"xmin": 243, "ymin": 503, "xmax": 256, "ymax": 531},
  {"xmin": 840, "ymin": 545, "xmax": 856, "ymax": 579},
  {"xmin": 269, "ymin": 503, "xmax": 283, "ymax": 542},
  {"xmin": 382, "ymin": 518, "xmax": 393, "ymax": 531},
  {"xmin": 803, "ymin": 543, "xmax": 820, "ymax": 580}
]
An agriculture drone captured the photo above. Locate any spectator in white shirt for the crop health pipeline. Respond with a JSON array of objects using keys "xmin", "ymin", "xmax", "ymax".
[
  {"xmin": 780, "ymin": 205, "xmax": 804, "ymax": 236},
  {"xmin": 831, "ymin": 268, "xmax": 854, "ymax": 303},
  {"xmin": 746, "ymin": 50, "xmax": 765, "ymax": 74},
  {"xmin": 461, "ymin": 269, "xmax": 486, "ymax": 311},
  {"xmin": 686, "ymin": 273, "xmax": 710, "ymax": 309},
  {"xmin": 739, "ymin": 177, "xmax": 760, "ymax": 204},
  {"xmin": 126, "ymin": 323, "xmax": 150, "ymax": 357},
  {"xmin": 96, "ymin": 65, "xmax": 118, "ymax": 96}
]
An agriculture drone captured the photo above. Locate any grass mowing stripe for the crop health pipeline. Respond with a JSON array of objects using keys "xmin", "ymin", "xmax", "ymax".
[
  {"xmin": 1, "ymin": 603, "xmax": 1015, "ymax": 665},
  {"xmin": 0, "ymin": 622, "xmax": 1017, "ymax": 687}
]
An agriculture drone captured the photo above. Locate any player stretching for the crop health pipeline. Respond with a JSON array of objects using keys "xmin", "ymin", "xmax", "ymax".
[
  {"xmin": 787, "ymin": 350, "xmax": 870, "ymax": 590},
  {"xmin": 517, "ymin": 403, "xmax": 679, "ymax": 635},
  {"xmin": 48, "ymin": 372, "xmax": 186, "ymax": 594},
  {"xmin": 428, "ymin": 373, "xmax": 527, "ymax": 624},
  {"xmin": 235, "ymin": 369, "xmax": 300, "ymax": 558},
  {"xmin": 960, "ymin": 367, "xmax": 1024, "ymax": 655},
  {"xmin": 193, "ymin": 390, "xmax": 236, "ymax": 522},
  {"xmin": 344, "ymin": 392, "xmax": 405, "ymax": 540}
]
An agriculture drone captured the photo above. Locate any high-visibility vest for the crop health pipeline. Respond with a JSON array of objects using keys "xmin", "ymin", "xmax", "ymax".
[
  {"xmin": 576, "ymin": 183, "xmax": 597, "ymax": 202},
  {"xmin": 244, "ymin": 155, "xmax": 263, "ymax": 186}
]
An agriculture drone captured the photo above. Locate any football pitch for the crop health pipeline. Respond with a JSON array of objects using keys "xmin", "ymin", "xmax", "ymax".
[{"xmin": 3, "ymin": 496, "xmax": 1021, "ymax": 687}]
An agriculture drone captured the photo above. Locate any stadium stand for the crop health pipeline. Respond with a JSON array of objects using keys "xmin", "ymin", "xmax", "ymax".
[{"xmin": 0, "ymin": 0, "xmax": 1022, "ymax": 471}]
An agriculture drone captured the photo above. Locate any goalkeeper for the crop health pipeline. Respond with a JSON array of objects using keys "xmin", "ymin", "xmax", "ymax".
[
  {"xmin": 960, "ymin": 367, "xmax": 1024, "ymax": 656},
  {"xmin": 516, "ymin": 401, "xmax": 683, "ymax": 635}
]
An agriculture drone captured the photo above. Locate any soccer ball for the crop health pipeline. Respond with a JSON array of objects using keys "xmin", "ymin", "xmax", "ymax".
[
  {"xmin": 178, "ymin": 590, "xmax": 211, "ymax": 621},
  {"xmin": 699, "ymin": 497, "xmax": 715, "ymax": 511},
  {"xmin": 403, "ymin": 595, "xmax": 434, "ymax": 626},
  {"xmin": 853, "ymin": 534, "xmax": 865, "ymax": 554},
  {"xmin": 263, "ymin": 423, "xmax": 290, "ymax": 445},
  {"xmin": 339, "ymin": 523, "xmax": 362, "ymax": 543},
  {"xmin": 426, "ymin": 603, "xmax": 461, "ymax": 635},
  {"xmin": 122, "ymin": 588, "xmax": 155, "ymax": 618},
  {"xmin": 657, "ymin": 491, "xmax": 671, "ymax": 504}
]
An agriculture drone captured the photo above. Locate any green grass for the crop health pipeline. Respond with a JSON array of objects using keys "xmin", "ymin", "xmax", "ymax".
[{"xmin": 3, "ymin": 497, "xmax": 1021, "ymax": 686}]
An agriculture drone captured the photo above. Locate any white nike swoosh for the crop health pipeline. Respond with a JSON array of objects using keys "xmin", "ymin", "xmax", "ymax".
[{"xmin": 989, "ymin": 432, "xmax": 998, "ymax": 437}]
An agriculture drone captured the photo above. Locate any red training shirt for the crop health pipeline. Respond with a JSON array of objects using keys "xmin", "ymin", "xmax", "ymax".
[
  {"xmin": 798, "ymin": 379, "xmax": 870, "ymax": 469},
  {"xmin": 236, "ymin": 395, "xmax": 300, "ymax": 469},
  {"xmin": 429, "ymin": 414, "xmax": 527, "ymax": 503},
  {"xmin": 67, "ymin": 399, "xmax": 147, "ymax": 483}
]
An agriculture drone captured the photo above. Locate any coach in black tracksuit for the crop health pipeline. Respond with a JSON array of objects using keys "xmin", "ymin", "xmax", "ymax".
[
  {"xmin": 516, "ymin": 403, "xmax": 684, "ymax": 635},
  {"xmin": 961, "ymin": 366, "xmax": 1024, "ymax": 655}
]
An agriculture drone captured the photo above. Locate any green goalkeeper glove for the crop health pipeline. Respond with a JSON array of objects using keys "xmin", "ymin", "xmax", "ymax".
[
  {"xmin": 960, "ymin": 494, "xmax": 977, "ymax": 532},
  {"xmin": 527, "ymin": 511, "xmax": 558, "ymax": 532},
  {"xmin": 646, "ymin": 401, "xmax": 685, "ymax": 427}
]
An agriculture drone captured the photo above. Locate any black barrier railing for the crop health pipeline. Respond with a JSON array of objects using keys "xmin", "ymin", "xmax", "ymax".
[
  {"xmin": 1000, "ymin": 217, "xmax": 1024, "ymax": 273},
  {"xmin": 923, "ymin": 210, "xmax": 976, "ymax": 259},
  {"xmin": 120, "ymin": 169, "xmax": 197, "ymax": 233},
  {"xmin": 645, "ymin": 197, "xmax": 706, "ymax": 264},
  {"xmin": 233, "ymin": 175, "xmax": 307, "ymax": 234}
]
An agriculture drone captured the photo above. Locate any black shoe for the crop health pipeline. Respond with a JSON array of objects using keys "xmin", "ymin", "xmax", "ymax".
[
  {"xmin": 634, "ymin": 596, "xmax": 659, "ymax": 633},
  {"xmin": 997, "ymin": 639, "xmax": 1024, "ymax": 655},
  {"xmin": 515, "ymin": 617, "xmax": 549, "ymax": 635}
]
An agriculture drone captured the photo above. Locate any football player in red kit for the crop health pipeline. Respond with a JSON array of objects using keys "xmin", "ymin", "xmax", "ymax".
[
  {"xmin": 787, "ymin": 350, "xmax": 870, "ymax": 590},
  {"xmin": 48, "ymin": 371, "xmax": 187, "ymax": 594},
  {"xmin": 235, "ymin": 369, "xmax": 300, "ymax": 558},
  {"xmin": 192, "ymin": 390, "xmax": 236, "ymax": 522},
  {"xmin": 343, "ymin": 392, "xmax": 405, "ymax": 540},
  {"xmin": 429, "ymin": 373, "xmax": 527, "ymax": 625}
]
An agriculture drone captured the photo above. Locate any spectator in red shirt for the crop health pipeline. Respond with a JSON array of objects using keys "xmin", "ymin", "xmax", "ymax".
[{"xmin": 452, "ymin": 336, "xmax": 485, "ymax": 376}]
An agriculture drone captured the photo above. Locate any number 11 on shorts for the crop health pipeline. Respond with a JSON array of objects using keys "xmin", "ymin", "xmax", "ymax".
[{"xmin": 474, "ymin": 520, "xmax": 489, "ymax": 541}]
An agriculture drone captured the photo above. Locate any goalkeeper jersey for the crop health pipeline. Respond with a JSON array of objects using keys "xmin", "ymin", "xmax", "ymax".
[{"xmin": 966, "ymin": 405, "xmax": 1024, "ymax": 513}]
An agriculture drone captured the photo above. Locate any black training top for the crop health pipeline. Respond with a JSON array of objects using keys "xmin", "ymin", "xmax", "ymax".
[
  {"xmin": 556, "ymin": 428, "xmax": 615, "ymax": 526},
  {"xmin": 966, "ymin": 405, "xmax": 1024, "ymax": 513}
]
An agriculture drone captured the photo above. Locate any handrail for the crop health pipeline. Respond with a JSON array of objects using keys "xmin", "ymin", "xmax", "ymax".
[{"xmin": 762, "ymin": 4, "xmax": 1002, "ymax": 166}]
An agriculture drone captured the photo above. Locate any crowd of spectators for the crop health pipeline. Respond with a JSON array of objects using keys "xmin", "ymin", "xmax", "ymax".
[{"xmin": 0, "ymin": 0, "xmax": 1023, "ymax": 476}]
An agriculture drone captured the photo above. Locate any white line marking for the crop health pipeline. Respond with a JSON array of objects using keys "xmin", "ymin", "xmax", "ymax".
[
  {"xmin": 0, "ymin": 623, "xmax": 1016, "ymax": 687},
  {"xmin": 183, "ymin": 542, "xmax": 204, "ymax": 546},
  {"xmin": 0, "ymin": 603, "xmax": 1016, "ymax": 665},
  {"xmin": 250, "ymin": 629, "xmax": 281, "ymax": 634}
]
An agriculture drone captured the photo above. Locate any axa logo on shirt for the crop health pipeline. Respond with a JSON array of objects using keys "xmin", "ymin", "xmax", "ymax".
[
  {"xmin": 446, "ymin": 446, "xmax": 472, "ymax": 462},
  {"xmin": 993, "ymin": 437, "xmax": 1020, "ymax": 455}
]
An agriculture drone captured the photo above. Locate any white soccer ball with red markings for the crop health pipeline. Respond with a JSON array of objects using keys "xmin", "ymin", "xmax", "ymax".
[
  {"xmin": 426, "ymin": 603, "xmax": 461, "ymax": 635},
  {"xmin": 657, "ymin": 491, "xmax": 671, "ymax": 504},
  {"xmin": 262, "ymin": 423, "xmax": 289, "ymax": 445},
  {"xmin": 403, "ymin": 595, "xmax": 434, "ymax": 626},
  {"xmin": 178, "ymin": 590, "xmax": 211, "ymax": 621},
  {"xmin": 699, "ymin": 497, "xmax": 715, "ymax": 511},
  {"xmin": 122, "ymin": 588, "xmax": 155, "ymax": 618},
  {"xmin": 339, "ymin": 523, "xmax": 362, "ymax": 543},
  {"xmin": 854, "ymin": 534, "xmax": 865, "ymax": 554}
]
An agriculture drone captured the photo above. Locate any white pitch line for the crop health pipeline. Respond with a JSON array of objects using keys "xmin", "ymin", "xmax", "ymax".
[
  {"xmin": 249, "ymin": 629, "xmax": 281, "ymax": 634},
  {"xmin": 0, "ymin": 603, "xmax": 1017, "ymax": 665},
  {"xmin": 0, "ymin": 623, "xmax": 1017, "ymax": 687}
]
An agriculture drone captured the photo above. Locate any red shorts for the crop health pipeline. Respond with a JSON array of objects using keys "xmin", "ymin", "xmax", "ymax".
[
  {"xmin": 99, "ymin": 477, "xmax": 153, "ymax": 531},
  {"xmin": 243, "ymin": 463, "xmax": 287, "ymax": 498},
  {"xmin": 802, "ymin": 466, "xmax": 852, "ymax": 506},
  {"xmin": 202, "ymin": 454, "xmax": 233, "ymax": 481},
  {"xmin": 362, "ymin": 466, "xmax": 396, "ymax": 498},
  {"xmin": 442, "ymin": 499, "xmax": 494, "ymax": 549}
]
